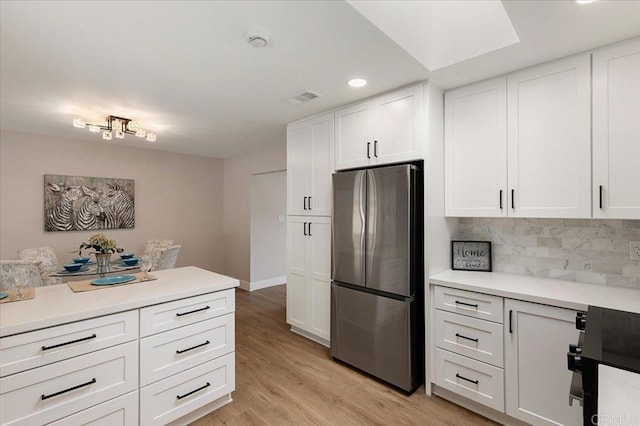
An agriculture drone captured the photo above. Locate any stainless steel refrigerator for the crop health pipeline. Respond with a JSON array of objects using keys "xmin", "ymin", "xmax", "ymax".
[{"xmin": 330, "ymin": 163, "xmax": 424, "ymax": 394}]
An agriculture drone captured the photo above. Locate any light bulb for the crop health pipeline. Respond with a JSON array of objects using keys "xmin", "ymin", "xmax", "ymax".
[
  {"xmin": 103, "ymin": 130, "xmax": 112, "ymax": 140},
  {"xmin": 73, "ymin": 118, "xmax": 86, "ymax": 128},
  {"xmin": 348, "ymin": 78, "xmax": 367, "ymax": 88},
  {"xmin": 146, "ymin": 133, "xmax": 157, "ymax": 142},
  {"xmin": 88, "ymin": 125, "xmax": 100, "ymax": 133},
  {"xmin": 136, "ymin": 128, "xmax": 146, "ymax": 138},
  {"xmin": 115, "ymin": 130, "xmax": 125, "ymax": 139}
]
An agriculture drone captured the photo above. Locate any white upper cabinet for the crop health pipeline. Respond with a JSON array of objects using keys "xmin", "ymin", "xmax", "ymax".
[
  {"xmin": 445, "ymin": 77, "xmax": 507, "ymax": 217},
  {"xmin": 335, "ymin": 85, "xmax": 423, "ymax": 170},
  {"xmin": 287, "ymin": 112, "xmax": 333, "ymax": 216},
  {"xmin": 592, "ymin": 39, "xmax": 640, "ymax": 219},
  {"xmin": 507, "ymin": 54, "xmax": 591, "ymax": 218}
]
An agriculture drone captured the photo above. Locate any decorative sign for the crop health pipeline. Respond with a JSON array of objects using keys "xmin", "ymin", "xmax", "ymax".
[{"xmin": 451, "ymin": 241, "xmax": 492, "ymax": 272}]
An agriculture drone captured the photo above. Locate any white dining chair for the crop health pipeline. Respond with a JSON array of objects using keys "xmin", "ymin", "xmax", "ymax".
[
  {"xmin": 144, "ymin": 239, "xmax": 175, "ymax": 270},
  {"xmin": 154, "ymin": 245, "xmax": 181, "ymax": 270},
  {"xmin": 0, "ymin": 260, "xmax": 45, "ymax": 292},
  {"xmin": 17, "ymin": 246, "xmax": 62, "ymax": 285}
]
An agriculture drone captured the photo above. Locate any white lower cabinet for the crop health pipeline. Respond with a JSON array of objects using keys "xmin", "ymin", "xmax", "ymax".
[
  {"xmin": 49, "ymin": 391, "xmax": 139, "ymax": 426},
  {"xmin": 505, "ymin": 299, "xmax": 582, "ymax": 426}
]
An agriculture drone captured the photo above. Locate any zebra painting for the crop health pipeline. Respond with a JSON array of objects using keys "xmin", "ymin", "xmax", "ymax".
[{"xmin": 44, "ymin": 175, "xmax": 134, "ymax": 232}]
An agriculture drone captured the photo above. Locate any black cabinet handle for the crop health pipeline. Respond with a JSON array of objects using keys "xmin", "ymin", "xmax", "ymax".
[
  {"xmin": 303, "ymin": 196, "xmax": 308, "ymax": 210},
  {"xmin": 42, "ymin": 333, "xmax": 97, "ymax": 351},
  {"xmin": 374, "ymin": 140, "xmax": 378, "ymax": 157},
  {"xmin": 177, "ymin": 382, "xmax": 210, "ymax": 400},
  {"xmin": 303, "ymin": 222, "xmax": 308, "ymax": 236},
  {"xmin": 455, "ymin": 333, "xmax": 479, "ymax": 343},
  {"xmin": 308, "ymin": 196, "xmax": 312, "ymax": 210},
  {"xmin": 367, "ymin": 142, "xmax": 371, "ymax": 158},
  {"xmin": 454, "ymin": 300, "xmax": 478, "ymax": 308},
  {"xmin": 499, "ymin": 190, "xmax": 503, "ymax": 210},
  {"xmin": 455, "ymin": 373, "xmax": 479, "ymax": 385},
  {"xmin": 509, "ymin": 309, "xmax": 513, "ymax": 334},
  {"xmin": 599, "ymin": 185, "xmax": 603, "ymax": 209},
  {"xmin": 511, "ymin": 189, "xmax": 515, "ymax": 209},
  {"xmin": 41, "ymin": 378, "xmax": 96, "ymax": 400},
  {"xmin": 176, "ymin": 340, "xmax": 210, "ymax": 354},
  {"xmin": 308, "ymin": 222, "xmax": 312, "ymax": 236},
  {"xmin": 176, "ymin": 306, "xmax": 210, "ymax": 317}
]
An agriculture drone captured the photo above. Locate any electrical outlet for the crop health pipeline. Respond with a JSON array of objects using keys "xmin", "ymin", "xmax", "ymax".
[{"xmin": 631, "ymin": 241, "xmax": 640, "ymax": 261}]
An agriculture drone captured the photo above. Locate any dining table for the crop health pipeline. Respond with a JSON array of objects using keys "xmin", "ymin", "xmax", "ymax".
[{"xmin": 50, "ymin": 259, "xmax": 140, "ymax": 279}]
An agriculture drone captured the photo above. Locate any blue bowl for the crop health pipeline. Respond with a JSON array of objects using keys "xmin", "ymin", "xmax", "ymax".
[
  {"xmin": 120, "ymin": 253, "xmax": 134, "ymax": 259},
  {"xmin": 73, "ymin": 256, "xmax": 90, "ymax": 264},
  {"xmin": 123, "ymin": 257, "xmax": 139, "ymax": 266},
  {"xmin": 64, "ymin": 263, "xmax": 83, "ymax": 272}
]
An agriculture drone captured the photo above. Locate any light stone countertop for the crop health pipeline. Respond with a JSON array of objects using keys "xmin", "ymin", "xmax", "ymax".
[
  {"xmin": 429, "ymin": 270, "xmax": 640, "ymax": 314},
  {"xmin": 0, "ymin": 266, "xmax": 239, "ymax": 337}
]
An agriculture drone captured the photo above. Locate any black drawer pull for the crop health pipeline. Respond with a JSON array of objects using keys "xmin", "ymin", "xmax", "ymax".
[
  {"xmin": 176, "ymin": 340, "xmax": 210, "ymax": 354},
  {"xmin": 454, "ymin": 300, "xmax": 478, "ymax": 308},
  {"xmin": 176, "ymin": 306, "xmax": 210, "ymax": 317},
  {"xmin": 374, "ymin": 140, "xmax": 378, "ymax": 157},
  {"xmin": 41, "ymin": 378, "xmax": 96, "ymax": 400},
  {"xmin": 455, "ymin": 373, "xmax": 479, "ymax": 385},
  {"xmin": 455, "ymin": 333, "xmax": 479, "ymax": 343},
  {"xmin": 42, "ymin": 334, "xmax": 97, "ymax": 351},
  {"xmin": 499, "ymin": 190, "xmax": 503, "ymax": 210},
  {"xmin": 511, "ymin": 189, "xmax": 515, "ymax": 209},
  {"xmin": 599, "ymin": 185, "xmax": 603, "ymax": 209},
  {"xmin": 177, "ymin": 382, "xmax": 211, "ymax": 400}
]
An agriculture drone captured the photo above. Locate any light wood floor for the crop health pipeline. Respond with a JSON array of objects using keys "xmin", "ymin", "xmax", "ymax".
[{"xmin": 193, "ymin": 285, "xmax": 495, "ymax": 425}]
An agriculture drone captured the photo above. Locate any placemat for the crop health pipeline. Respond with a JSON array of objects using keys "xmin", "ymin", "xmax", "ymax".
[
  {"xmin": 67, "ymin": 272, "xmax": 157, "ymax": 293},
  {"xmin": 0, "ymin": 288, "xmax": 35, "ymax": 304}
]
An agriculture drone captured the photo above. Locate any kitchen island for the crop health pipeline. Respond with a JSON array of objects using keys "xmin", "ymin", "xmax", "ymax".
[{"xmin": 0, "ymin": 266, "xmax": 239, "ymax": 425}]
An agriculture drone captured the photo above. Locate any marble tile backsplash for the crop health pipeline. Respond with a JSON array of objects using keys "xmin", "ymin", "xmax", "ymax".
[{"xmin": 457, "ymin": 218, "xmax": 640, "ymax": 289}]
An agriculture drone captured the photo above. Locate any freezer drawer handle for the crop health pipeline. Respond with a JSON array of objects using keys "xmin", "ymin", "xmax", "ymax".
[
  {"xmin": 176, "ymin": 306, "xmax": 210, "ymax": 317},
  {"xmin": 455, "ymin": 373, "xmax": 479, "ymax": 385},
  {"xmin": 176, "ymin": 340, "xmax": 210, "ymax": 354},
  {"xmin": 41, "ymin": 378, "xmax": 96, "ymax": 400},
  {"xmin": 41, "ymin": 333, "xmax": 97, "ymax": 351},
  {"xmin": 177, "ymin": 382, "xmax": 211, "ymax": 400},
  {"xmin": 454, "ymin": 300, "xmax": 478, "ymax": 309},
  {"xmin": 455, "ymin": 333, "xmax": 479, "ymax": 343}
]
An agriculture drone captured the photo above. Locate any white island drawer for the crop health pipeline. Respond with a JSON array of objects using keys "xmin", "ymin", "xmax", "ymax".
[
  {"xmin": 435, "ymin": 286, "xmax": 504, "ymax": 323},
  {"xmin": 140, "ymin": 352, "xmax": 235, "ymax": 426},
  {"xmin": 435, "ymin": 348, "xmax": 504, "ymax": 413},
  {"xmin": 0, "ymin": 341, "xmax": 138, "ymax": 426},
  {"xmin": 140, "ymin": 290, "xmax": 235, "ymax": 337},
  {"xmin": 0, "ymin": 310, "xmax": 138, "ymax": 377},
  {"xmin": 435, "ymin": 310, "xmax": 504, "ymax": 367},
  {"xmin": 48, "ymin": 391, "xmax": 139, "ymax": 426},
  {"xmin": 140, "ymin": 313, "xmax": 235, "ymax": 386}
]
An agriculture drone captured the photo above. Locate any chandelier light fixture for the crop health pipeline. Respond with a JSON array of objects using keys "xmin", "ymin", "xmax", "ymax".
[{"xmin": 73, "ymin": 115, "xmax": 157, "ymax": 142}]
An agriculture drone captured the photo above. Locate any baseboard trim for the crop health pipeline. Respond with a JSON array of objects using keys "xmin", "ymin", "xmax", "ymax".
[
  {"xmin": 290, "ymin": 325, "xmax": 330, "ymax": 348},
  {"xmin": 250, "ymin": 275, "xmax": 286, "ymax": 292},
  {"xmin": 238, "ymin": 280, "xmax": 250, "ymax": 291}
]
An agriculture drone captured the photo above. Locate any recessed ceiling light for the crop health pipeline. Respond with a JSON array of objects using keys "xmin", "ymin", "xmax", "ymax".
[
  {"xmin": 348, "ymin": 78, "xmax": 367, "ymax": 88},
  {"xmin": 574, "ymin": 0, "xmax": 596, "ymax": 4}
]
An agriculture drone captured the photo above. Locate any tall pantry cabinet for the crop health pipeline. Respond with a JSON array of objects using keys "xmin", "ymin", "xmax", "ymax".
[{"xmin": 286, "ymin": 112, "xmax": 333, "ymax": 345}]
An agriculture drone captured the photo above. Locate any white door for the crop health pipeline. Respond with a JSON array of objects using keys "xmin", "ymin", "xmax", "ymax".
[
  {"xmin": 309, "ymin": 113, "xmax": 334, "ymax": 216},
  {"xmin": 507, "ymin": 54, "xmax": 591, "ymax": 218},
  {"xmin": 286, "ymin": 124, "xmax": 309, "ymax": 216},
  {"xmin": 445, "ymin": 77, "xmax": 508, "ymax": 217},
  {"xmin": 593, "ymin": 39, "xmax": 640, "ymax": 219},
  {"xmin": 307, "ymin": 217, "xmax": 331, "ymax": 341},
  {"xmin": 286, "ymin": 217, "xmax": 307, "ymax": 329},
  {"xmin": 335, "ymin": 102, "xmax": 372, "ymax": 170},
  {"xmin": 373, "ymin": 85, "xmax": 423, "ymax": 165},
  {"xmin": 505, "ymin": 299, "xmax": 582, "ymax": 426}
]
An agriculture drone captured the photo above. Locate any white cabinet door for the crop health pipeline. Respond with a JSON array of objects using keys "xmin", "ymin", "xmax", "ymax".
[
  {"xmin": 373, "ymin": 85, "xmax": 423, "ymax": 165},
  {"xmin": 287, "ymin": 123, "xmax": 309, "ymax": 216},
  {"xmin": 507, "ymin": 54, "xmax": 591, "ymax": 218},
  {"xmin": 505, "ymin": 299, "xmax": 582, "ymax": 426},
  {"xmin": 308, "ymin": 113, "xmax": 334, "ymax": 216},
  {"xmin": 307, "ymin": 217, "xmax": 331, "ymax": 341},
  {"xmin": 445, "ymin": 77, "xmax": 507, "ymax": 217},
  {"xmin": 593, "ymin": 39, "xmax": 640, "ymax": 219},
  {"xmin": 287, "ymin": 217, "xmax": 308, "ymax": 329},
  {"xmin": 335, "ymin": 102, "xmax": 373, "ymax": 170}
]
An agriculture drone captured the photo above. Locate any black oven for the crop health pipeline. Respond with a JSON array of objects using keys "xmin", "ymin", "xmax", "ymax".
[{"xmin": 567, "ymin": 306, "xmax": 640, "ymax": 426}]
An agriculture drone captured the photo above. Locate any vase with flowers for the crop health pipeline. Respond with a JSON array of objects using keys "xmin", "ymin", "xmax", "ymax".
[{"xmin": 76, "ymin": 233, "xmax": 123, "ymax": 275}]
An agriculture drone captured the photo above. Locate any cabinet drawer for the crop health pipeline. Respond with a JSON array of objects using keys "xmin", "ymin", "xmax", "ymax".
[
  {"xmin": 0, "ymin": 341, "xmax": 138, "ymax": 426},
  {"xmin": 48, "ymin": 391, "xmax": 139, "ymax": 426},
  {"xmin": 140, "ymin": 352, "xmax": 235, "ymax": 426},
  {"xmin": 0, "ymin": 310, "xmax": 138, "ymax": 377},
  {"xmin": 140, "ymin": 313, "xmax": 235, "ymax": 386},
  {"xmin": 435, "ymin": 310, "xmax": 504, "ymax": 367},
  {"xmin": 435, "ymin": 348, "xmax": 504, "ymax": 413},
  {"xmin": 140, "ymin": 289, "xmax": 234, "ymax": 337},
  {"xmin": 435, "ymin": 286, "xmax": 503, "ymax": 323}
]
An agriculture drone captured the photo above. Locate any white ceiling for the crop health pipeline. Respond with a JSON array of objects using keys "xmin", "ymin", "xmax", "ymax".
[{"xmin": 2, "ymin": 1, "xmax": 640, "ymax": 159}]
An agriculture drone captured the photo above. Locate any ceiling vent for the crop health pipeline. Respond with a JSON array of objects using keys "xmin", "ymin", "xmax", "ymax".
[{"xmin": 288, "ymin": 90, "xmax": 321, "ymax": 105}]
